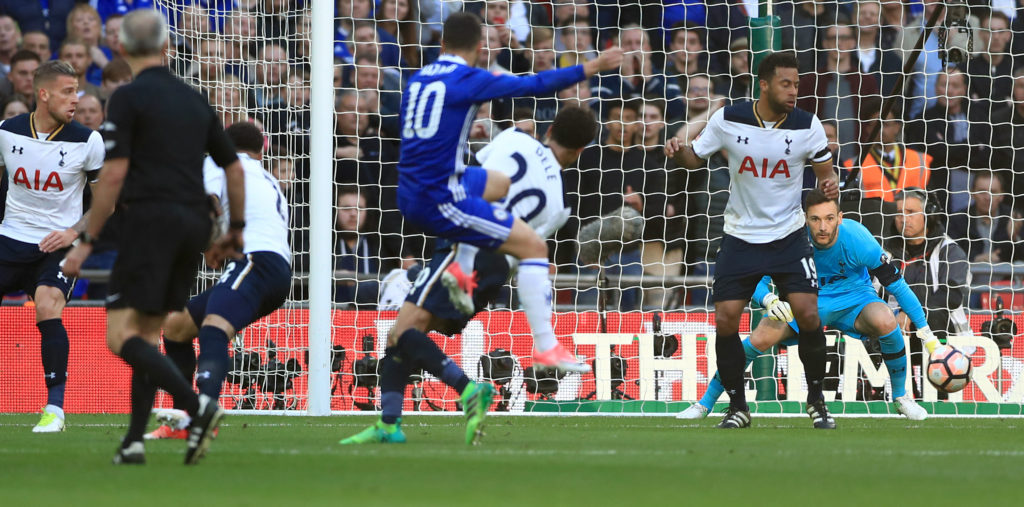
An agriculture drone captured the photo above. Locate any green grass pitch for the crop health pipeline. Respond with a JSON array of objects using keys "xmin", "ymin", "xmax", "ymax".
[{"xmin": 1, "ymin": 414, "xmax": 1020, "ymax": 506}]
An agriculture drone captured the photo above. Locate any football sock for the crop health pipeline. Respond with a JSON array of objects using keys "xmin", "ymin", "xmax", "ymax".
[
  {"xmin": 517, "ymin": 258, "xmax": 558, "ymax": 352},
  {"xmin": 396, "ymin": 329, "xmax": 470, "ymax": 394},
  {"xmin": 798, "ymin": 325, "xmax": 827, "ymax": 404},
  {"xmin": 879, "ymin": 326, "xmax": 909, "ymax": 399},
  {"xmin": 38, "ymin": 319, "xmax": 68, "ymax": 409},
  {"xmin": 162, "ymin": 338, "xmax": 197, "ymax": 410},
  {"xmin": 701, "ymin": 338, "xmax": 766, "ymax": 410},
  {"xmin": 125, "ymin": 368, "xmax": 156, "ymax": 443},
  {"xmin": 119, "ymin": 337, "xmax": 199, "ymax": 416},
  {"xmin": 195, "ymin": 326, "xmax": 231, "ymax": 399},
  {"xmin": 454, "ymin": 243, "xmax": 478, "ymax": 277},
  {"xmin": 716, "ymin": 332, "xmax": 748, "ymax": 412},
  {"xmin": 378, "ymin": 350, "xmax": 409, "ymax": 425}
]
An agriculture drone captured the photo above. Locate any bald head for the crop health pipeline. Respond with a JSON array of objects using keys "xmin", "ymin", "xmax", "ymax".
[{"xmin": 120, "ymin": 9, "xmax": 168, "ymax": 57}]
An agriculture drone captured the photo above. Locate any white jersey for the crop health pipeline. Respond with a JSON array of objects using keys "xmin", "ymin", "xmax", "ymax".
[
  {"xmin": 0, "ymin": 114, "xmax": 104, "ymax": 243},
  {"xmin": 476, "ymin": 128, "xmax": 569, "ymax": 239},
  {"xmin": 692, "ymin": 101, "xmax": 831, "ymax": 244},
  {"xmin": 202, "ymin": 152, "xmax": 291, "ymax": 263}
]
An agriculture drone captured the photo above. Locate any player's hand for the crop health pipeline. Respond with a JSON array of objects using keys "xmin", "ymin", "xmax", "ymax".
[
  {"xmin": 596, "ymin": 47, "xmax": 623, "ymax": 72},
  {"xmin": 819, "ymin": 178, "xmax": 839, "ymax": 199},
  {"xmin": 39, "ymin": 229, "xmax": 79, "ymax": 253},
  {"xmin": 664, "ymin": 136, "xmax": 687, "ymax": 162},
  {"xmin": 62, "ymin": 243, "xmax": 92, "ymax": 277},
  {"xmin": 762, "ymin": 293, "xmax": 794, "ymax": 322},
  {"xmin": 206, "ymin": 229, "xmax": 244, "ymax": 269},
  {"xmin": 917, "ymin": 326, "xmax": 941, "ymax": 355}
]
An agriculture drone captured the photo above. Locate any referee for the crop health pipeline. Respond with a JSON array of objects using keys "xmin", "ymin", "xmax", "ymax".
[{"xmin": 64, "ymin": 9, "xmax": 245, "ymax": 465}]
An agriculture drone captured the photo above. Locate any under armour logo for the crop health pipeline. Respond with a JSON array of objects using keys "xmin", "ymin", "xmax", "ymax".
[
  {"xmin": 736, "ymin": 136, "xmax": 749, "ymax": 144},
  {"xmin": 57, "ymin": 271, "xmax": 68, "ymax": 283},
  {"xmin": 785, "ymin": 137, "xmax": 792, "ymax": 155},
  {"xmin": 11, "ymin": 145, "xmax": 22, "ymax": 154},
  {"xmin": 59, "ymin": 148, "xmax": 67, "ymax": 167},
  {"xmin": 45, "ymin": 372, "xmax": 56, "ymax": 379},
  {"xmin": 196, "ymin": 371, "xmax": 212, "ymax": 380}
]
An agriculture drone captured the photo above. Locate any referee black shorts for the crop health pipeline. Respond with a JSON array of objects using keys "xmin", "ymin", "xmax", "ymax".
[
  {"xmin": 712, "ymin": 228, "xmax": 818, "ymax": 303},
  {"xmin": 106, "ymin": 202, "xmax": 212, "ymax": 315}
]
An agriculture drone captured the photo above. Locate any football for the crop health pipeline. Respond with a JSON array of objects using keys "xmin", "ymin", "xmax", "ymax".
[{"xmin": 927, "ymin": 345, "xmax": 973, "ymax": 393}]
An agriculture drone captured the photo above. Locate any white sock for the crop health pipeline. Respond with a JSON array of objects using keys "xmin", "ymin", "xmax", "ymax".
[
  {"xmin": 517, "ymin": 258, "xmax": 557, "ymax": 352},
  {"xmin": 44, "ymin": 404, "xmax": 65, "ymax": 420},
  {"xmin": 454, "ymin": 244, "xmax": 478, "ymax": 275}
]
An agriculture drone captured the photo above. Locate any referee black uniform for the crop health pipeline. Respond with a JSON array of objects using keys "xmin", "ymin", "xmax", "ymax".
[{"xmin": 103, "ymin": 66, "xmax": 238, "ymax": 313}]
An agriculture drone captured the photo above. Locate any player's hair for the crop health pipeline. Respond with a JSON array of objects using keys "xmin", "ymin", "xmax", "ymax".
[
  {"xmin": 225, "ymin": 122, "xmax": 264, "ymax": 155},
  {"xmin": 548, "ymin": 105, "xmax": 597, "ymax": 150},
  {"xmin": 102, "ymin": 57, "xmax": 132, "ymax": 83},
  {"xmin": 11, "ymin": 49, "xmax": 41, "ymax": 68},
  {"xmin": 803, "ymin": 188, "xmax": 839, "ymax": 212},
  {"xmin": 32, "ymin": 60, "xmax": 77, "ymax": 94},
  {"xmin": 119, "ymin": 9, "xmax": 169, "ymax": 58},
  {"xmin": 757, "ymin": 52, "xmax": 799, "ymax": 82},
  {"xmin": 442, "ymin": 12, "xmax": 483, "ymax": 51}
]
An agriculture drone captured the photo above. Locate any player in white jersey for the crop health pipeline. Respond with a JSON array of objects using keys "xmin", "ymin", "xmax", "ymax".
[
  {"xmin": 666, "ymin": 52, "xmax": 839, "ymax": 429},
  {"xmin": 341, "ymin": 106, "xmax": 598, "ymax": 445},
  {"xmin": 0, "ymin": 61, "xmax": 104, "ymax": 433},
  {"xmin": 145, "ymin": 122, "xmax": 292, "ymax": 439}
]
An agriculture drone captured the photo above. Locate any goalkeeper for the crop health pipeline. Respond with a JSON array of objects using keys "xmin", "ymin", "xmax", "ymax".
[
  {"xmin": 678, "ymin": 189, "xmax": 943, "ymax": 422},
  {"xmin": 341, "ymin": 106, "xmax": 598, "ymax": 446}
]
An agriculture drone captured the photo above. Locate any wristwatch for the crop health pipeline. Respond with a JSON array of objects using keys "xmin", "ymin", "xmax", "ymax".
[{"xmin": 79, "ymin": 230, "xmax": 96, "ymax": 245}]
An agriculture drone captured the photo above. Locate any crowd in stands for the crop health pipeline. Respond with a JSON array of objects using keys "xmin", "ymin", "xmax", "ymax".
[{"xmin": 0, "ymin": 1, "xmax": 1022, "ymax": 312}]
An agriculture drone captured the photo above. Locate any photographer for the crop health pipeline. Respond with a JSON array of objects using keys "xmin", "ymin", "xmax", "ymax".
[{"xmin": 885, "ymin": 188, "xmax": 971, "ymax": 397}]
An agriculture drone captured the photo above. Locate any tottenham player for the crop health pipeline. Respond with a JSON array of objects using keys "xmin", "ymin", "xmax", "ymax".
[
  {"xmin": 679, "ymin": 189, "xmax": 943, "ymax": 421},
  {"xmin": 144, "ymin": 122, "xmax": 291, "ymax": 440},
  {"xmin": 666, "ymin": 52, "xmax": 839, "ymax": 429},
  {"xmin": 397, "ymin": 12, "xmax": 621, "ymax": 373},
  {"xmin": 0, "ymin": 60, "xmax": 104, "ymax": 433},
  {"xmin": 341, "ymin": 105, "xmax": 598, "ymax": 445}
]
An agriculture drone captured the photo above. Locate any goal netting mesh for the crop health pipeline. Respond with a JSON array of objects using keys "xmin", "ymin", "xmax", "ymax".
[{"xmin": 0, "ymin": 1, "xmax": 1022, "ymax": 416}]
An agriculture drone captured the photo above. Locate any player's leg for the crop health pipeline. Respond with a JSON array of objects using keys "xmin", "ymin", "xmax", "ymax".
[
  {"xmin": 787, "ymin": 291, "xmax": 835, "ymax": 429},
  {"xmin": 681, "ymin": 319, "xmax": 797, "ymax": 419},
  {"xmin": 143, "ymin": 302, "xmax": 206, "ymax": 440},
  {"xmin": 853, "ymin": 301, "xmax": 925, "ymax": 420},
  {"xmin": 450, "ymin": 168, "xmax": 512, "ymax": 277},
  {"xmin": 31, "ymin": 284, "xmax": 71, "ymax": 433}
]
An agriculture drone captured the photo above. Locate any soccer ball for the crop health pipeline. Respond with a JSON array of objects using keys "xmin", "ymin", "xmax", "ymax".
[{"xmin": 927, "ymin": 345, "xmax": 972, "ymax": 393}]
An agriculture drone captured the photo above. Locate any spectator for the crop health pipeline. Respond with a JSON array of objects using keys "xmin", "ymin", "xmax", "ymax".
[
  {"xmin": 0, "ymin": 0, "xmax": 77, "ymax": 49},
  {"xmin": 0, "ymin": 15, "xmax": 18, "ymax": 82},
  {"xmin": 485, "ymin": 0, "xmax": 522, "ymax": 52},
  {"xmin": 519, "ymin": 26, "xmax": 555, "ymax": 73},
  {"xmin": 664, "ymin": 22, "xmax": 706, "ymax": 90},
  {"xmin": 877, "ymin": 0, "xmax": 908, "ymax": 50},
  {"xmin": 886, "ymin": 187, "xmax": 971, "ymax": 397},
  {"xmin": 184, "ymin": 39, "xmax": 226, "ymax": 87},
  {"xmin": 900, "ymin": 0, "xmax": 981, "ymax": 119},
  {"xmin": 778, "ymin": 0, "xmax": 837, "ymax": 73},
  {"xmin": 172, "ymin": 5, "xmax": 210, "ymax": 60},
  {"xmin": 99, "ymin": 57, "xmax": 132, "ymax": 102},
  {"xmin": 966, "ymin": 11, "xmax": 1016, "ymax": 105},
  {"xmin": 511, "ymin": 106, "xmax": 536, "ymax": 138},
  {"xmin": 94, "ymin": 0, "xmax": 155, "ymax": 21},
  {"xmin": 351, "ymin": 19, "xmax": 399, "ymax": 70},
  {"xmin": 853, "ymin": 0, "xmax": 904, "ymax": 96},
  {"xmin": 557, "ymin": 20, "xmax": 597, "ymax": 68},
  {"xmin": 479, "ymin": 24, "xmax": 510, "ymax": 74},
  {"xmin": 256, "ymin": 0, "xmax": 297, "ymax": 46},
  {"xmin": 333, "ymin": 89, "xmax": 371, "ymax": 183},
  {"xmin": 711, "ymin": 36, "xmax": 753, "ymax": 104},
  {"xmin": 617, "ymin": 24, "xmax": 681, "ymax": 108},
  {"xmin": 798, "ymin": 23, "xmax": 879, "ymax": 163},
  {"xmin": 1, "ymin": 95, "xmax": 27, "ymax": 119},
  {"xmin": 250, "ymin": 42, "xmax": 289, "ymax": 110},
  {"xmin": 702, "ymin": 1, "xmax": 749, "ymax": 76},
  {"xmin": 679, "ymin": 73, "xmax": 724, "ymax": 125},
  {"xmin": 0, "ymin": 49, "xmax": 40, "ymax": 106},
  {"xmin": 906, "ymin": 68, "xmax": 986, "ymax": 212},
  {"xmin": 946, "ymin": 172, "xmax": 1020, "ymax": 265},
  {"xmin": 58, "ymin": 39, "xmax": 102, "ymax": 97},
  {"xmin": 65, "ymin": 3, "xmax": 108, "ymax": 83},
  {"xmin": 21, "ymin": 30, "xmax": 51, "ymax": 63},
  {"xmin": 335, "ymin": 0, "xmax": 374, "ymax": 63},
  {"xmin": 989, "ymin": 70, "xmax": 1024, "ymax": 209},
  {"xmin": 268, "ymin": 143, "xmax": 296, "ymax": 194},
  {"xmin": 209, "ymin": 76, "xmax": 253, "ymax": 129},
  {"xmin": 221, "ymin": 9, "xmax": 257, "ymax": 79},
  {"xmin": 75, "ymin": 93, "xmax": 103, "ymax": 130},
  {"xmin": 103, "ymin": 14, "xmax": 124, "ymax": 60},
  {"xmin": 466, "ymin": 99, "xmax": 502, "ymax": 154},
  {"xmin": 552, "ymin": 0, "xmax": 590, "ymax": 28},
  {"xmin": 377, "ymin": 0, "xmax": 421, "ymax": 69},
  {"xmin": 352, "ymin": 54, "xmax": 401, "ymax": 136},
  {"xmin": 333, "ymin": 186, "xmax": 383, "ymax": 307}
]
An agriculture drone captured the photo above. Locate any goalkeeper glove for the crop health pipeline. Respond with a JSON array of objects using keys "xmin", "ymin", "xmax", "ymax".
[
  {"xmin": 917, "ymin": 326, "xmax": 942, "ymax": 355},
  {"xmin": 761, "ymin": 293, "xmax": 794, "ymax": 322}
]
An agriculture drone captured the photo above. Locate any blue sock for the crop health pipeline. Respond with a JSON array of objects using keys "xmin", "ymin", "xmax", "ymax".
[
  {"xmin": 38, "ymin": 319, "xmax": 69, "ymax": 409},
  {"xmin": 195, "ymin": 326, "xmax": 230, "ymax": 399},
  {"xmin": 700, "ymin": 338, "xmax": 766, "ymax": 410},
  {"xmin": 879, "ymin": 326, "xmax": 908, "ymax": 399},
  {"xmin": 396, "ymin": 329, "xmax": 470, "ymax": 394},
  {"xmin": 378, "ymin": 351, "xmax": 409, "ymax": 424}
]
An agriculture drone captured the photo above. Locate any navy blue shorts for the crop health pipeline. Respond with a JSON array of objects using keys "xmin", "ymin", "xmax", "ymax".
[
  {"xmin": 712, "ymin": 228, "xmax": 816, "ymax": 303},
  {"xmin": 406, "ymin": 241, "xmax": 510, "ymax": 335},
  {"xmin": 0, "ymin": 234, "xmax": 75, "ymax": 300},
  {"xmin": 186, "ymin": 252, "xmax": 291, "ymax": 332},
  {"xmin": 398, "ymin": 167, "xmax": 515, "ymax": 250}
]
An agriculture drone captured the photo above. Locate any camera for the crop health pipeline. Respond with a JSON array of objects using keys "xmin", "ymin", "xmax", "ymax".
[
  {"xmin": 981, "ymin": 298, "xmax": 1017, "ymax": 350},
  {"xmin": 939, "ymin": 0, "xmax": 972, "ymax": 65}
]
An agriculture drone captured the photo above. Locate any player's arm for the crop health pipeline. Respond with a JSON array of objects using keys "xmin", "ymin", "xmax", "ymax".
[
  {"xmin": 468, "ymin": 48, "xmax": 622, "ymax": 102},
  {"xmin": 665, "ymin": 109, "xmax": 724, "ymax": 170},
  {"xmin": 808, "ymin": 117, "xmax": 838, "ymax": 199},
  {"xmin": 664, "ymin": 137, "xmax": 706, "ymax": 169},
  {"xmin": 205, "ymin": 110, "xmax": 245, "ymax": 255}
]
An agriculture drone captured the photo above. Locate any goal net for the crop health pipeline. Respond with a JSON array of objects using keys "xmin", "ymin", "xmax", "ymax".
[{"xmin": 0, "ymin": 1, "xmax": 1021, "ymax": 417}]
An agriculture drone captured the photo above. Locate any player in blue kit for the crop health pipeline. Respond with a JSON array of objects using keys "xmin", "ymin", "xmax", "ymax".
[
  {"xmin": 678, "ymin": 189, "xmax": 944, "ymax": 421},
  {"xmin": 396, "ymin": 12, "xmax": 621, "ymax": 373}
]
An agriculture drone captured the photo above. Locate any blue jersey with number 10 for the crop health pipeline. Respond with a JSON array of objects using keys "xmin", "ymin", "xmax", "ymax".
[{"xmin": 396, "ymin": 54, "xmax": 585, "ymax": 204}]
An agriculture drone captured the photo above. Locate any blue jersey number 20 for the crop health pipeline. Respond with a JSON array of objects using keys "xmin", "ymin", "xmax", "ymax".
[{"xmin": 402, "ymin": 81, "xmax": 446, "ymax": 139}]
